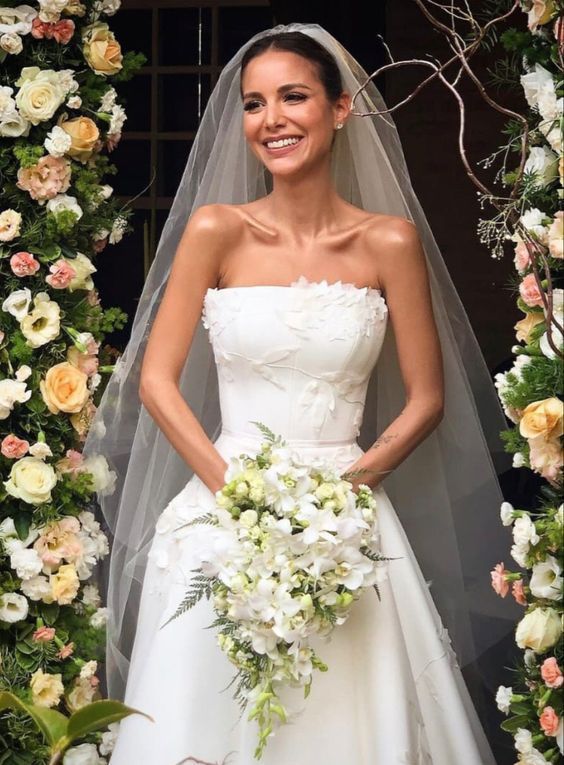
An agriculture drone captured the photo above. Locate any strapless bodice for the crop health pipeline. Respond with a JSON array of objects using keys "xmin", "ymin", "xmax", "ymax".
[{"xmin": 201, "ymin": 276, "xmax": 388, "ymax": 443}]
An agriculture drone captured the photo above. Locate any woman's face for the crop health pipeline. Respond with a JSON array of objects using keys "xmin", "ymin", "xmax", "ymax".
[{"xmin": 241, "ymin": 49, "xmax": 349, "ymax": 177}]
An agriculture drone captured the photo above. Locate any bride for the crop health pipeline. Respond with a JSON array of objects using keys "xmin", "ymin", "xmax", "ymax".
[{"xmin": 84, "ymin": 22, "xmax": 517, "ymax": 765}]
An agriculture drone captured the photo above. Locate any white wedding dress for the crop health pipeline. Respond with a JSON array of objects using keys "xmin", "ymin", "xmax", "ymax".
[{"xmin": 109, "ymin": 277, "xmax": 496, "ymax": 765}]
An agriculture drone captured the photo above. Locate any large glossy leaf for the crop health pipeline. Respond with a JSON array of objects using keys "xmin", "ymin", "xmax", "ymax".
[
  {"xmin": 66, "ymin": 699, "xmax": 153, "ymax": 742},
  {"xmin": 0, "ymin": 691, "xmax": 68, "ymax": 745}
]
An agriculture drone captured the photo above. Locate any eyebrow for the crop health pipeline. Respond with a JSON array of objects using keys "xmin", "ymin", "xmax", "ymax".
[{"xmin": 242, "ymin": 83, "xmax": 313, "ymax": 99}]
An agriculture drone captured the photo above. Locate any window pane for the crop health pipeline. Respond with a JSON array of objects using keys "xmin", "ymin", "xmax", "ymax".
[
  {"xmin": 158, "ymin": 74, "xmax": 211, "ymax": 131},
  {"xmin": 157, "ymin": 141, "xmax": 193, "ymax": 197},
  {"xmin": 158, "ymin": 7, "xmax": 212, "ymax": 66},
  {"xmin": 110, "ymin": 9, "xmax": 152, "ymax": 66},
  {"xmin": 111, "ymin": 140, "xmax": 152, "ymax": 196},
  {"xmin": 120, "ymin": 74, "xmax": 151, "ymax": 132},
  {"xmin": 218, "ymin": 7, "xmax": 274, "ymax": 65}
]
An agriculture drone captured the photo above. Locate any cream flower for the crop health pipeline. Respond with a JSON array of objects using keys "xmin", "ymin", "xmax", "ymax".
[
  {"xmin": 524, "ymin": 146, "xmax": 559, "ymax": 187},
  {"xmin": 20, "ymin": 292, "xmax": 61, "ymax": 348},
  {"xmin": 2, "ymin": 286, "xmax": 31, "ymax": 320},
  {"xmin": 40, "ymin": 361, "xmax": 89, "ymax": 414},
  {"xmin": 82, "ymin": 454, "xmax": 117, "ymax": 496},
  {"xmin": 548, "ymin": 212, "xmax": 563, "ymax": 259},
  {"xmin": 529, "ymin": 555, "xmax": 563, "ymax": 601},
  {"xmin": 515, "ymin": 607, "xmax": 562, "ymax": 652},
  {"xmin": 10, "ymin": 546, "xmax": 43, "ymax": 580},
  {"xmin": 0, "ymin": 109, "xmax": 30, "ymax": 137},
  {"xmin": 4, "ymin": 456, "xmax": 58, "ymax": 505},
  {"xmin": 15, "ymin": 67, "xmax": 66, "ymax": 125},
  {"xmin": 0, "ymin": 592, "xmax": 29, "ymax": 623},
  {"xmin": 521, "ymin": 64, "xmax": 554, "ymax": 111},
  {"xmin": 0, "ymin": 5, "xmax": 37, "ymax": 35},
  {"xmin": 63, "ymin": 743, "xmax": 105, "ymax": 765},
  {"xmin": 30, "ymin": 668, "xmax": 64, "ymax": 708},
  {"xmin": 0, "ymin": 32, "xmax": 23, "ymax": 55},
  {"xmin": 0, "ymin": 208, "xmax": 22, "ymax": 241},
  {"xmin": 46, "ymin": 193, "xmax": 83, "ymax": 221},
  {"xmin": 62, "ymin": 252, "xmax": 96, "ymax": 291},
  {"xmin": 0, "ymin": 378, "xmax": 32, "ymax": 419},
  {"xmin": 44, "ymin": 124, "xmax": 72, "ymax": 157},
  {"xmin": 65, "ymin": 675, "xmax": 99, "ymax": 713},
  {"xmin": 50, "ymin": 563, "xmax": 80, "ymax": 605},
  {"xmin": 82, "ymin": 22, "xmax": 123, "ymax": 76},
  {"xmin": 20, "ymin": 573, "xmax": 53, "ymax": 602}
]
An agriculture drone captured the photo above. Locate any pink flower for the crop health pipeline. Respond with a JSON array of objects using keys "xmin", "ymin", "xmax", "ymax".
[
  {"xmin": 92, "ymin": 237, "xmax": 108, "ymax": 253},
  {"xmin": 57, "ymin": 641, "xmax": 74, "ymax": 659},
  {"xmin": 31, "ymin": 18, "xmax": 75, "ymax": 44},
  {"xmin": 106, "ymin": 133, "xmax": 121, "ymax": 152},
  {"xmin": 519, "ymin": 273, "xmax": 545, "ymax": 308},
  {"xmin": 491, "ymin": 562, "xmax": 509, "ymax": 597},
  {"xmin": 56, "ymin": 449, "xmax": 85, "ymax": 476},
  {"xmin": 10, "ymin": 251, "xmax": 40, "ymax": 277},
  {"xmin": 514, "ymin": 240, "xmax": 532, "ymax": 273},
  {"xmin": 17, "ymin": 156, "xmax": 71, "ymax": 203},
  {"xmin": 512, "ymin": 579, "xmax": 527, "ymax": 606},
  {"xmin": 1, "ymin": 434, "xmax": 30, "ymax": 459},
  {"xmin": 541, "ymin": 657, "xmax": 564, "ymax": 688},
  {"xmin": 33, "ymin": 626, "xmax": 56, "ymax": 642},
  {"xmin": 45, "ymin": 259, "xmax": 76, "ymax": 289},
  {"xmin": 86, "ymin": 289, "xmax": 101, "ymax": 306},
  {"xmin": 539, "ymin": 706, "xmax": 560, "ymax": 736},
  {"xmin": 33, "ymin": 517, "xmax": 83, "ymax": 571},
  {"xmin": 529, "ymin": 435, "xmax": 564, "ymax": 483}
]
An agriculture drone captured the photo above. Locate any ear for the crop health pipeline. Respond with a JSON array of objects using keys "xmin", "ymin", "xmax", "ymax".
[{"xmin": 333, "ymin": 91, "xmax": 352, "ymax": 126}]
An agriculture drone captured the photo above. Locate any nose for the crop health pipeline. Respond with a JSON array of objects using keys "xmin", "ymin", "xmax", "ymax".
[{"xmin": 264, "ymin": 100, "xmax": 285, "ymax": 130}]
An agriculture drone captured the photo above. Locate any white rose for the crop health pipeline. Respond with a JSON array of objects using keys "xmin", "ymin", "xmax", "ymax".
[
  {"xmin": 44, "ymin": 125, "xmax": 72, "ymax": 157},
  {"xmin": 0, "ymin": 378, "xmax": 32, "ymax": 419},
  {"xmin": 0, "ymin": 109, "xmax": 30, "ymax": 137},
  {"xmin": 0, "ymin": 32, "xmax": 23, "ymax": 55},
  {"xmin": 29, "ymin": 441, "xmax": 53, "ymax": 459},
  {"xmin": 62, "ymin": 743, "xmax": 106, "ymax": 765},
  {"xmin": 15, "ymin": 68, "xmax": 66, "ymax": 125},
  {"xmin": 0, "ymin": 5, "xmax": 36, "ymax": 35},
  {"xmin": 10, "ymin": 547, "xmax": 43, "ymax": 580},
  {"xmin": 0, "ymin": 592, "xmax": 29, "ymax": 623},
  {"xmin": 524, "ymin": 146, "xmax": 559, "ymax": 187},
  {"xmin": 514, "ymin": 728, "xmax": 533, "ymax": 754},
  {"xmin": 82, "ymin": 454, "xmax": 116, "ymax": 496},
  {"xmin": 0, "ymin": 208, "xmax": 22, "ymax": 241},
  {"xmin": 513, "ymin": 515, "xmax": 540, "ymax": 547},
  {"xmin": 495, "ymin": 684, "xmax": 513, "ymax": 714},
  {"xmin": 20, "ymin": 292, "xmax": 61, "ymax": 349},
  {"xmin": 46, "ymin": 193, "xmax": 83, "ymax": 221},
  {"xmin": 2, "ymin": 287, "xmax": 31, "ymax": 321},
  {"xmin": 520, "ymin": 64, "xmax": 554, "ymax": 110},
  {"xmin": 500, "ymin": 501, "xmax": 515, "ymax": 526},
  {"xmin": 62, "ymin": 252, "xmax": 96, "ymax": 292},
  {"xmin": 4, "ymin": 456, "xmax": 58, "ymax": 505},
  {"xmin": 37, "ymin": 0, "xmax": 67, "ymax": 23},
  {"xmin": 529, "ymin": 555, "xmax": 563, "ymax": 600},
  {"xmin": 515, "ymin": 607, "xmax": 562, "ymax": 652},
  {"xmin": 520, "ymin": 207, "xmax": 550, "ymax": 244},
  {"xmin": 89, "ymin": 606, "xmax": 108, "ymax": 628},
  {"xmin": 20, "ymin": 573, "xmax": 53, "ymax": 602}
]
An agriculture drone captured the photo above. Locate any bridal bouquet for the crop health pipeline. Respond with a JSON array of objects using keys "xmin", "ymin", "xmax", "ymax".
[{"xmin": 164, "ymin": 422, "xmax": 389, "ymax": 759}]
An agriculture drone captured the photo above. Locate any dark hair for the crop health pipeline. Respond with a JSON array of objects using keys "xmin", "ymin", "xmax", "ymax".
[{"xmin": 240, "ymin": 31, "xmax": 343, "ymax": 103}]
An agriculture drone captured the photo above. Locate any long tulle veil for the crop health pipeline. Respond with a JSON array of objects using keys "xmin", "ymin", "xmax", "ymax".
[{"xmin": 82, "ymin": 22, "xmax": 519, "ymax": 706}]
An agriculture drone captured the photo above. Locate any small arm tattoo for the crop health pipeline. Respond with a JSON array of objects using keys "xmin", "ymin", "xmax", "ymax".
[{"xmin": 369, "ymin": 433, "xmax": 398, "ymax": 451}]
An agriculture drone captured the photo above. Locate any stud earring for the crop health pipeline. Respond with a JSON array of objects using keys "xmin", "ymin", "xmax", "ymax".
[{"xmin": 335, "ymin": 122, "xmax": 344, "ymax": 130}]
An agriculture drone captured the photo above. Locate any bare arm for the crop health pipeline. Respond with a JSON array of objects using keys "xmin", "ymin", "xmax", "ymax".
[
  {"xmin": 345, "ymin": 218, "xmax": 444, "ymax": 490},
  {"xmin": 138, "ymin": 204, "xmax": 231, "ymax": 494}
]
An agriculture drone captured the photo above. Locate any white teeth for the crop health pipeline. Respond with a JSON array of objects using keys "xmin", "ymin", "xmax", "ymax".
[{"xmin": 266, "ymin": 137, "xmax": 301, "ymax": 149}]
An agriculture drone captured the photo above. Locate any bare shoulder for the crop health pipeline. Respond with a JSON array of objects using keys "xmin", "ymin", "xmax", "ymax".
[{"xmin": 363, "ymin": 213, "xmax": 421, "ymax": 253}]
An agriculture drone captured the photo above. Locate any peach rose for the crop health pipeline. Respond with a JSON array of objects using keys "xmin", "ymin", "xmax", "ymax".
[
  {"xmin": 59, "ymin": 116, "xmax": 100, "ymax": 163},
  {"xmin": 55, "ymin": 449, "xmax": 85, "ymax": 475},
  {"xmin": 520, "ymin": 397, "xmax": 564, "ymax": 440},
  {"xmin": 17, "ymin": 155, "xmax": 71, "ymax": 202},
  {"xmin": 541, "ymin": 657, "xmax": 563, "ymax": 688},
  {"xmin": 10, "ymin": 251, "xmax": 40, "ymax": 276},
  {"xmin": 82, "ymin": 22, "xmax": 123, "ymax": 76},
  {"xmin": 1, "ymin": 434, "xmax": 30, "ymax": 458},
  {"xmin": 514, "ymin": 311, "xmax": 544, "ymax": 344},
  {"xmin": 67, "ymin": 340, "xmax": 99, "ymax": 377},
  {"xmin": 539, "ymin": 706, "xmax": 560, "ymax": 736},
  {"xmin": 512, "ymin": 579, "xmax": 527, "ymax": 606},
  {"xmin": 33, "ymin": 516, "xmax": 82, "ymax": 570},
  {"xmin": 528, "ymin": 0, "xmax": 556, "ymax": 31},
  {"xmin": 45, "ymin": 258, "xmax": 76, "ymax": 289},
  {"xmin": 519, "ymin": 273, "xmax": 545, "ymax": 307},
  {"xmin": 514, "ymin": 239, "xmax": 532, "ymax": 272},
  {"xmin": 529, "ymin": 435, "xmax": 564, "ymax": 483},
  {"xmin": 491, "ymin": 562, "xmax": 509, "ymax": 597},
  {"xmin": 32, "ymin": 626, "xmax": 55, "ymax": 642},
  {"xmin": 39, "ymin": 361, "xmax": 89, "ymax": 415}
]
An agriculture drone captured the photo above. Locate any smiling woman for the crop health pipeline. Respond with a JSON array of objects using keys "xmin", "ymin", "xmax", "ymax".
[{"xmin": 85, "ymin": 22, "xmax": 515, "ymax": 765}]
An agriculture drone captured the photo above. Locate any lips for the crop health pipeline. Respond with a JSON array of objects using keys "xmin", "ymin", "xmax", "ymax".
[{"xmin": 262, "ymin": 136, "xmax": 304, "ymax": 156}]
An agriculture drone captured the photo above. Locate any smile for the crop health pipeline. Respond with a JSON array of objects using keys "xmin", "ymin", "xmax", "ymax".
[{"xmin": 263, "ymin": 136, "xmax": 304, "ymax": 155}]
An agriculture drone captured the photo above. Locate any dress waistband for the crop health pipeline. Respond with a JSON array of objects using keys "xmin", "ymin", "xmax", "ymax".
[{"xmin": 219, "ymin": 427, "xmax": 358, "ymax": 447}]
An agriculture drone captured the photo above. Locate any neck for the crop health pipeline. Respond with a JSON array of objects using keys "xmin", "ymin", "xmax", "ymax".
[{"xmin": 267, "ymin": 158, "xmax": 342, "ymax": 245}]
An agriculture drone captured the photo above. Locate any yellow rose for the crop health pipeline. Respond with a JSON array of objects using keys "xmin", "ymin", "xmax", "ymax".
[
  {"xmin": 3, "ymin": 456, "xmax": 57, "ymax": 505},
  {"xmin": 40, "ymin": 361, "xmax": 89, "ymax": 415},
  {"xmin": 65, "ymin": 676, "xmax": 101, "ymax": 713},
  {"xmin": 82, "ymin": 22, "xmax": 123, "ymax": 76},
  {"xmin": 515, "ymin": 607, "xmax": 562, "ymax": 652},
  {"xmin": 514, "ymin": 312, "xmax": 545, "ymax": 344},
  {"xmin": 519, "ymin": 397, "xmax": 564, "ymax": 440},
  {"xmin": 30, "ymin": 668, "xmax": 64, "ymax": 708},
  {"xmin": 50, "ymin": 563, "xmax": 80, "ymax": 605},
  {"xmin": 20, "ymin": 293, "xmax": 61, "ymax": 349},
  {"xmin": 59, "ymin": 116, "xmax": 100, "ymax": 163}
]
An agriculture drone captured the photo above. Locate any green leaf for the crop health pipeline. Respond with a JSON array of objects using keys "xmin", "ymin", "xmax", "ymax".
[
  {"xmin": 66, "ymin": 699, "xmax": 153, "ymax": 743},
  {"xmin": 40, "ymin": 602, "xmax": 60, "ymax": 625},
  {"xmin": 500, "ymin": 714, "xmax": 530, "ymax": 733},
  {"xmin": 13, "ymin": 512, "xmax": 31, "ymax": 541},
  {"xmin": 0, "ymin": 691, "xmax": 68, "ymax": 746}
]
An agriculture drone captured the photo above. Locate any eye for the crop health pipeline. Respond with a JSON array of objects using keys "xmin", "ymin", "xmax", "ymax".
[
  {"xmin": 243, "ymin": 100, "xmax": 262, "ymax": 112},
  {"xmin": 285, "ymin": 93, "xmax": 306, "ymax": 102}
]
